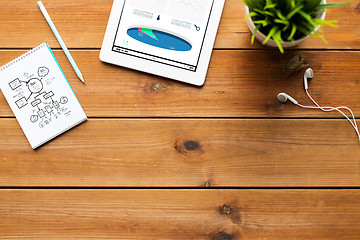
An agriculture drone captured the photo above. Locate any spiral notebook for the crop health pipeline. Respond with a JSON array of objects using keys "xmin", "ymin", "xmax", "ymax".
[{"xmin": 0, "ymin": 43, "xmax": 87, "ymax": 149}]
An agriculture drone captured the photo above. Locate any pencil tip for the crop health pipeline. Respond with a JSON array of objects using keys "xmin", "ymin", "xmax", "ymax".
[{"xmin": 79, "ymin": 74, "xmax": 85, "ymax": 84}]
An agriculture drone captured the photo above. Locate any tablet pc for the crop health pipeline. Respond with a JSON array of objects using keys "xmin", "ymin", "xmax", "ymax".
[{"xmin": 100, "ymin": 0, "xmax": 225, "ymax": 86}]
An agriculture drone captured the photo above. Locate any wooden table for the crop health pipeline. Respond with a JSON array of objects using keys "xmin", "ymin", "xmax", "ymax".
[{"xmin": 1, "ymin": 0, "xmax": 360, "ymax": 239}]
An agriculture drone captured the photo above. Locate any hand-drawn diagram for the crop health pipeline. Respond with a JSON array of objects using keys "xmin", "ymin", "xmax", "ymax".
[{"xmin": 9, "ymin": 66, "xmax": 70, "ymax": 129}]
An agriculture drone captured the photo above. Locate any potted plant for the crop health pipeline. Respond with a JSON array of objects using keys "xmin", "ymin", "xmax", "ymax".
[{"xmin": 243, "ymin": 0, "xmax": 350, "ymax": 53}]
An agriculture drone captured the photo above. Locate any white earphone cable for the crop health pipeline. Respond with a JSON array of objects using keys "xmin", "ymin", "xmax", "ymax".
[
  {"xmin": 305, "ymin": 89, "xmax": 358, "ymax": 130},
  {"xmin": 278, "ymin": 68, "xmax": 360, "ymax": 142},
  {"xmin": 296, "ymin": 103, "xmax": 360, "ymax": 139},
  {"xmin": 298, "ymin": 90, "xmax": 360, "ymax": 141}
]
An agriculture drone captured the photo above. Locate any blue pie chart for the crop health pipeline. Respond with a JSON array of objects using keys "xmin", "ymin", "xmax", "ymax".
[{"xmin": 127, "ymin": 27, "xmax": 192, "ymax": 52}]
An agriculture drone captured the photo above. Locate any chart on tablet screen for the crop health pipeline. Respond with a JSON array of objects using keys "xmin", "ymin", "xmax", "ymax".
[{"xmin": 112, "ymin": 0, "xmax": 214, "ymax": 71}]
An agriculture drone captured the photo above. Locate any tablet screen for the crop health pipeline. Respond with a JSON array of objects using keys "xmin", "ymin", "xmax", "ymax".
[{"xmin": 111, "ymin": 0, "xmax": 214, "ymax": 72}]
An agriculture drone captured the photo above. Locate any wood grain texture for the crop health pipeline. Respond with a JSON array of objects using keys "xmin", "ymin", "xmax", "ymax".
[
  {"xmin": 0, "ymin": 0, "xmax": 359, "ymax": 238},
  {"xmin": 0, "ymin": 119, "xmax": 359, "ymax": 187},
  {"xmin": 0, "ymin": 0, "xmax": 359, "ymax": 49},
  {"xmin": 1, "ymin": 50, "xmax": 360, "ymax": 118},
  {"xmin": 0, "ymin": 189, "xmax": 359, "ymax": 239}
]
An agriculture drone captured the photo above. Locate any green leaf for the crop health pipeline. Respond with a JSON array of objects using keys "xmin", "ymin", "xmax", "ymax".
[
  {"xmin": 242, "ymin": 0, "xmax": 265, "ymax": 11},
  {"xmin": 287, "ymin": 22, "xmax": 297, "ymax": 41},
  {"xmin": 262, "ymin": 25, "xmax": 279, "ymax": 45},
  {"xmin": 245, "ymin": 11, "xmax": 259, "ymax": 19},
  {"xmin": 297, "ymin": 23, "xmax": 312, "ymax": 37},
  {"xmin": 274, "ymin": 18, "xmax": 289, "ymax": 25},
  {"xmin": 298, "ymin": 10, "xmax": 316, "ymax": 27},
  {"xmin": 303, "ymin": 0, "xmax": 322, "ymax": 12},
  {"xmin": 274, "ymin": 9, "xmax": 287, "ymax": 21},
  {"xmin": 301, "ymin": 21, "xmax": 317, "ymax": 33},
  {"xmin": 264, "ymin": 2, "xmax": 277, "ymax": 10},
  {"xmin": 251, "ymin": 24, "xmax": 261, "ymax": 44},
  {"xmin": 313, "ymin": 18, "xmax": 338, "ymax": 27},
  {"xmin": 253, "ymin": 20, "xmax": 269, "ymax": 27},
  {"xmin": 253, "ymin": 9, "xmax": 275, "ymax": 17},
  {"xmin": 318, "ymin": 2, "xmax": 352, "ymax": 9},
  {"xmin": 272, "ymin": 30, "xmax": 284, "ymax": 53},
  {"xmin": 241, "ymin": 0, "xmax": 350, "ymax": 53},
  {"xmin": 286, "ymin": 4, "xmax": 303, "ymax": 19},
  {"xmin": 312, "ymin": 31, "xmax": 328, "ymax": 43}
]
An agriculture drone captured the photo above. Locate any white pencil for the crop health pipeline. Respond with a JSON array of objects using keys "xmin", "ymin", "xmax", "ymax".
[{"xmin": 37, "ymin": 1, "xmax": 85, "ymax": 84}]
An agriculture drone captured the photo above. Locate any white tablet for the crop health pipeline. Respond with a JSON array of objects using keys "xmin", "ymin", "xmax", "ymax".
[{"xmin": 100, "ymin": 0, "xmax": 225, "ymax": 86}]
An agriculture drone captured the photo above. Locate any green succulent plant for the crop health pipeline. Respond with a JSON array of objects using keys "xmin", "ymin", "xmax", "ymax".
[{"xmin": 243, "ymin": 0, "xmax": 350, "ymax": 53}]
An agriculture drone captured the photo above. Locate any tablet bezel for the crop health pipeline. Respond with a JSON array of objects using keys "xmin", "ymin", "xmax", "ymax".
[{"xmin": 100, "ymin": 0, "xmax": 225, "ymax": 86}]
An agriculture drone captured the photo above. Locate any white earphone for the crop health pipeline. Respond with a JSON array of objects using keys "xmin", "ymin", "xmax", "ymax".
[
  {"xmin": 277, "ymin": 92, "xmax": 297, "ymax": 105},
  {"xmin": 278, "ymin": 68, "xmax": 360, "ymax": 142},
  {"xmin": 303, "ymin": 68, "xmax": 313, "ymax": 90}
]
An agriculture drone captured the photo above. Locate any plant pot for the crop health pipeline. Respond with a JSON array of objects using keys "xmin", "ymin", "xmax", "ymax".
[{"xmin": 245, "ymin": 0, "xmax": 326, "ymax": 49}]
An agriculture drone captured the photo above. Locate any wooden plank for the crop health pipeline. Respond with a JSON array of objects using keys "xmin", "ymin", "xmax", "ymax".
[
  {"xmin": 0, "ymin": 119, "xmax": 359, "ymax": 187},
  {"xmin": 1, "ymin": 50, "xmax": 360, "ymax": 118},
  {"xmin": 0, "ymin": 189, "xmax": 359, "ymax": 239},
  {"xmin": 0, "ymin": 0, "xmax": 359, "ymax": 49}
]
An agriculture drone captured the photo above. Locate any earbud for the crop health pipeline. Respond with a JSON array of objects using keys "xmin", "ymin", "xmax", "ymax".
[
  {"xmin": 277, "ymin": 69, "xmax": 359, "ymax": 142},
  {"xmin": 277, "ymin": 93, "xmax": 298, "ymax": 105},
  {"xmin": 303, "ymin": 68, "xmax": 313, "ymax": 90}
]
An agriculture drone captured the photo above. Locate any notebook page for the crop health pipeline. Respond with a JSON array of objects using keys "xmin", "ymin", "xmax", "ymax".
[{"xmin": 0, "ymin": 43, "xmax": 87, "ymax": 149}]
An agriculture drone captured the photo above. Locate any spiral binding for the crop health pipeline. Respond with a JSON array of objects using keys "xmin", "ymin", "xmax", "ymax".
[{"xmin": 0, "ymin": 43, "xmax": 47, "ymax": 72}]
